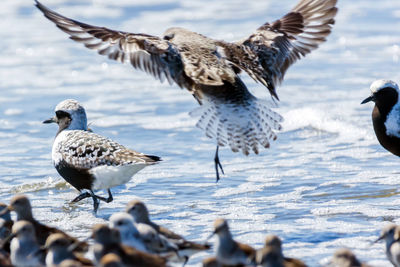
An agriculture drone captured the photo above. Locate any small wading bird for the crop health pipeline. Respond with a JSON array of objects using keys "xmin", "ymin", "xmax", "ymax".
[
  {"xmin": 43, "ymin": 99, "xmax": 160, "ymax": 213},
  {"xmin": 207, "ymin": 219, "xmax": 256, "ymax": 266},
  {"xmin": 374, "ymin": 224, "xmax": 400, "ymax": 267},
  {"xmin": 256, "ymin": 235, "xmax": 307, "ymax": 267},
  {"xmin": 327, "ymin": 248, "xmax": 371, "ymax": 267},
  {"xmin": 125, "ymin": 200, "xmax": 211, "ymax": 263},
  {"xmin": 1, "ymin": 195, "xmax": 87, "ymax": 251},
  {"xmin": 35, "ymin": 0, "xmax": 337, "ymax": 181}
]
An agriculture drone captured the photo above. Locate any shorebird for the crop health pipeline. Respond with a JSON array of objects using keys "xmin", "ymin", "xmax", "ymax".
[
  {"xmin": 0, "ymin": 203, "xmax": 12, "ymax": 242},
  {"xmin": 256, "ymin": 235, "xmax": 307, "ymax": 267},
  {"xmin": 89, "ymin": 224, "xmax": 168, "ymax": 267},
  {"xmin": 361, "ymin": 80, "xmax": 400, "ymax": 159},
  {"xmin": 327, "ymin": 248, "xmax": 370, "ymax": 267},
  {"xmin": 43, "ymin": 99, "xmax": 161, "ymax": 213},
  {"xmin": 9, "ymin": 221, "xmax": 46, "ymax": 267},
  {"xmin": 375, "ymin": 224, "xmax": 400, "ymax": 267},
  {"xmin": 1, "ymin": 194, "xmax": 86, "ymax": 252},
  {"xmin": 109, "ymin": 212, "xmax": 178, "ymax": 256},
  {"xmin": 207, "ymin": 218, "xmax": 255, "ymax": 266},
  {"xmin": 126, "ymin": 199, "xmax": 210, "ymax": 262},
  {"xmin": 45, "ymin": 233, "xmax": 93, "ymax": 267},
  {"xmin": 35, "ymin": 0, "xmax": 338, "ymax": 181}
]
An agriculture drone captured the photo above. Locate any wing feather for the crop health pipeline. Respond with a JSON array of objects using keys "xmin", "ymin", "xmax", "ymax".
[
  {"xmin": 225, "ymin": 0, "xmax": 337, "ymax": 100},
  {"xmin": 57, "ymin": 131, "xmax": 158, "ymax": 170},
  {"xmin": 34, "ymin": 0, "xmax": 187, "ymax": 88}
]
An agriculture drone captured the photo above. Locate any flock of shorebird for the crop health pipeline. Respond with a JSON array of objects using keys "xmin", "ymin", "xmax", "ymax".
[
  {"xmin": 1, "ymin": 195, "xmax": 400, "ymax": 267},
  {"xmin": 3, "ymin": 0, "xmax": 400, "ymax": 266},
  {"xmin": 1, "ymin": 194, "xmax": 400, "ymax": 267}
]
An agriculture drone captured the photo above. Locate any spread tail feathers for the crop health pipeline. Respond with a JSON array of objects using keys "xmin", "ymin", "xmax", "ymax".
[{"xmin": 190, "ymin": 98, "xmax": 282, "ymax": 155}]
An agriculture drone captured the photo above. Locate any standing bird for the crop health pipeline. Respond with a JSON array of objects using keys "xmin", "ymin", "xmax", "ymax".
[
  {"xmin": 9, "ymin": 221, "xmax": 46, "ymax": 267},
  {"xmin": 109, "ymin": 212, "xmax": 178, "ymax": 257},
  {"xmin": 1, "ymin": 194, "xmax": 86, "ymax": 251},
  {"xmin": 361, "ymin": 80, "xmax": 400, "ymax": 159},
  {"xmin": 45, "ymin": 233, "xmax": 93, "ymax": 267},
  {"xmin": 126, "ymin": 199, "xmax": 210, "ymax": 262},
  {"xmin": 207, "ymin": 219, "xmax": 256, "ymax": 266},
  {"xmin": 89, "ymin": 224, "xmax": 168, "ymax": 267},
  {"xmin": 43, "ymin": 99, "xmax": 161, "ymax": 213},
  {"xmin": 328, "ymin": 248, "xmax": 371, "ymax": 267},
  {"xmin": 375, "ymin": 224, "xmax": 400, "ymax": 267},
  {"xmin": 35, "ymin": 0, "xmax": 338, "ymax": 181},
  {"xmin": 256, "ymin": 235, "xmax": 307, "ymax": 267}
]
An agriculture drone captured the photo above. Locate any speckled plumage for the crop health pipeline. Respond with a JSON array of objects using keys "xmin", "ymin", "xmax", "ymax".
[
  {"xmin": 53, "ymin": 130, "xmax": 155, "ymax": 170},
  {"xmin": 35, "ymin": 0, "xmax": 337, "ymax": 156},
  {"xmin": 45, "ymin": 99, "xmax": 160, "ymax": 211}
]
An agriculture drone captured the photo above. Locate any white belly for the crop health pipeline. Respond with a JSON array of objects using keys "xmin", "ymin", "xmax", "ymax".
[{"xmin": 89, "ymin": 164, "xmax": 147, "ymax": 190}]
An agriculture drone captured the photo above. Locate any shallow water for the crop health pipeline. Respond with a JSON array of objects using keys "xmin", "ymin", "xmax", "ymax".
[{"xmin": 1, "ymin": 0, "xmax": 400, "ymax": 266}]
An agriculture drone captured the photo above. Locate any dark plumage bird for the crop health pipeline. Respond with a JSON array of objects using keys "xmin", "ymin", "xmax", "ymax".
[
  {"xmin": 43, "ymin": 99, "xmax": 160, "ymax": 213},
  {"xmin": 125, "ymin": 199, "xmax": 210, "ymax": 263},
  {"xmin": 207, "ymin": 219, "xmax": 256, "ymax": 266},
  {"xmin": 35, "ymin": 0, "xmax": 337, "ymax": 181},
  {"xmin": 1, "ymin": 195, "xmax": 87, "ymax": 252},
  {"xmin": 45, "ymin": 233, "xmax": 93, "ymax": 267},
  {"xmin": 256, "ymin": 235, "xmax": 307, "ymax": 267},
  {"xmin": 328, "ymin": 248, "xmax": 371, "ymax": 267},
  {"xmin": 88, "ymin": 224, "xmax": 169, "ymax": 267},
  {"xmin": 361, "ymin": 80, "xmax": 400, "ymax": 158}
]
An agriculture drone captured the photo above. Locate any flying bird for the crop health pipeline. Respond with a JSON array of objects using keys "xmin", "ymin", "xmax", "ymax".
[{"xmin": 35, "ymin": 0, "xmax": 337, "ymax": 181}]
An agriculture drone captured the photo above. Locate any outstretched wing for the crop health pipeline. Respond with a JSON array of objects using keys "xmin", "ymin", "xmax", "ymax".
[
  {"xmin": 229, "ymin": 0, "xmax": 337, "ymax": 99},
  {"xmin": 56, "ymin": 130, "xmax": 159, "ymax": 170},
  {"xmin": 34, "ymin": 0, "xmax": 188, "ymax": 88}
]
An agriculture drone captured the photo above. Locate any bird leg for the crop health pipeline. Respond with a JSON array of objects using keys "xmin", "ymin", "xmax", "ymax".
[
  {"xmin": 93, "ymin": 189, "xmax": 113, "ymax": 203},
  {"xmin": 182, "ymin": 256, "xmax": 189, "ymax": 267},
  {"xmin": 71, "ymin": 192, "xmax": 91, "ymax": 203},
  {"xmin": 214, "ymin": 145, "xmax": 224, "ymax": 182},
  {"xmin": 89, "ymin": 191, "xmax": 100, "ymax": 214}
]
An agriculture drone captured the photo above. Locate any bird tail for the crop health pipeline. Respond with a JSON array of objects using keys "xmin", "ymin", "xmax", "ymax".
[{"xmin": 190, "ymin": 97, "xmax": 282, "ymax": 155}]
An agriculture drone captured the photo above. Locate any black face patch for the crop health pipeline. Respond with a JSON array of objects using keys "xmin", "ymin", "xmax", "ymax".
[
  {"xmin": 56, "ymin": 110, "xmax": 71, "ymax": 120},
  {"xmin": 374, "ymin": 87, "xmax": 398, "ymax": 115}
]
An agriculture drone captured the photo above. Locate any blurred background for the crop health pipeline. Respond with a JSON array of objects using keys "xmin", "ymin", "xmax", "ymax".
[{"xmin": 1, "ymin": 0, "xmax": 400, "ymax": 265}]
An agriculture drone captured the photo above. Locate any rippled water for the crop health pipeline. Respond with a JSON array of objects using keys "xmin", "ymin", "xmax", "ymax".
[{"xmin": 2, "ymin": 0, "xmax": 400, "ymax": 266}]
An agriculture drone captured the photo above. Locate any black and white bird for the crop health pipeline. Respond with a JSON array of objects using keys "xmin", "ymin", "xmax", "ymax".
[
  {"xmin": 35, "ymin": 0, "xmax": 337, "ymax": 181},
  {"xmin": 361, "ymin": 80, "xmax": 400, "ymax": 158},
  {"xmin": 43, "ymin": 99, "xmax": 161, "ymax": 213}
]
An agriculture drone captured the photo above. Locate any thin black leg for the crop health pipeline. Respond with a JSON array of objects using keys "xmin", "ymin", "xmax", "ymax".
[
  {"xmin": 214, "ymin": 145, "xmax": 224, "ymax": 182},
  {"xmin": 92, "ymin": 189, "xmax": 113, "ymax": 203},
  {"xmin": 71, "ymin": 192, "xmax": 91, "ymax": 203},
  {"xmin": 90, "ymin": 191, "xmax": 100, "ymax": 214},
  {"xmin": 182, "ymin": 256, "xmax": 189, "ymax": 267}
]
